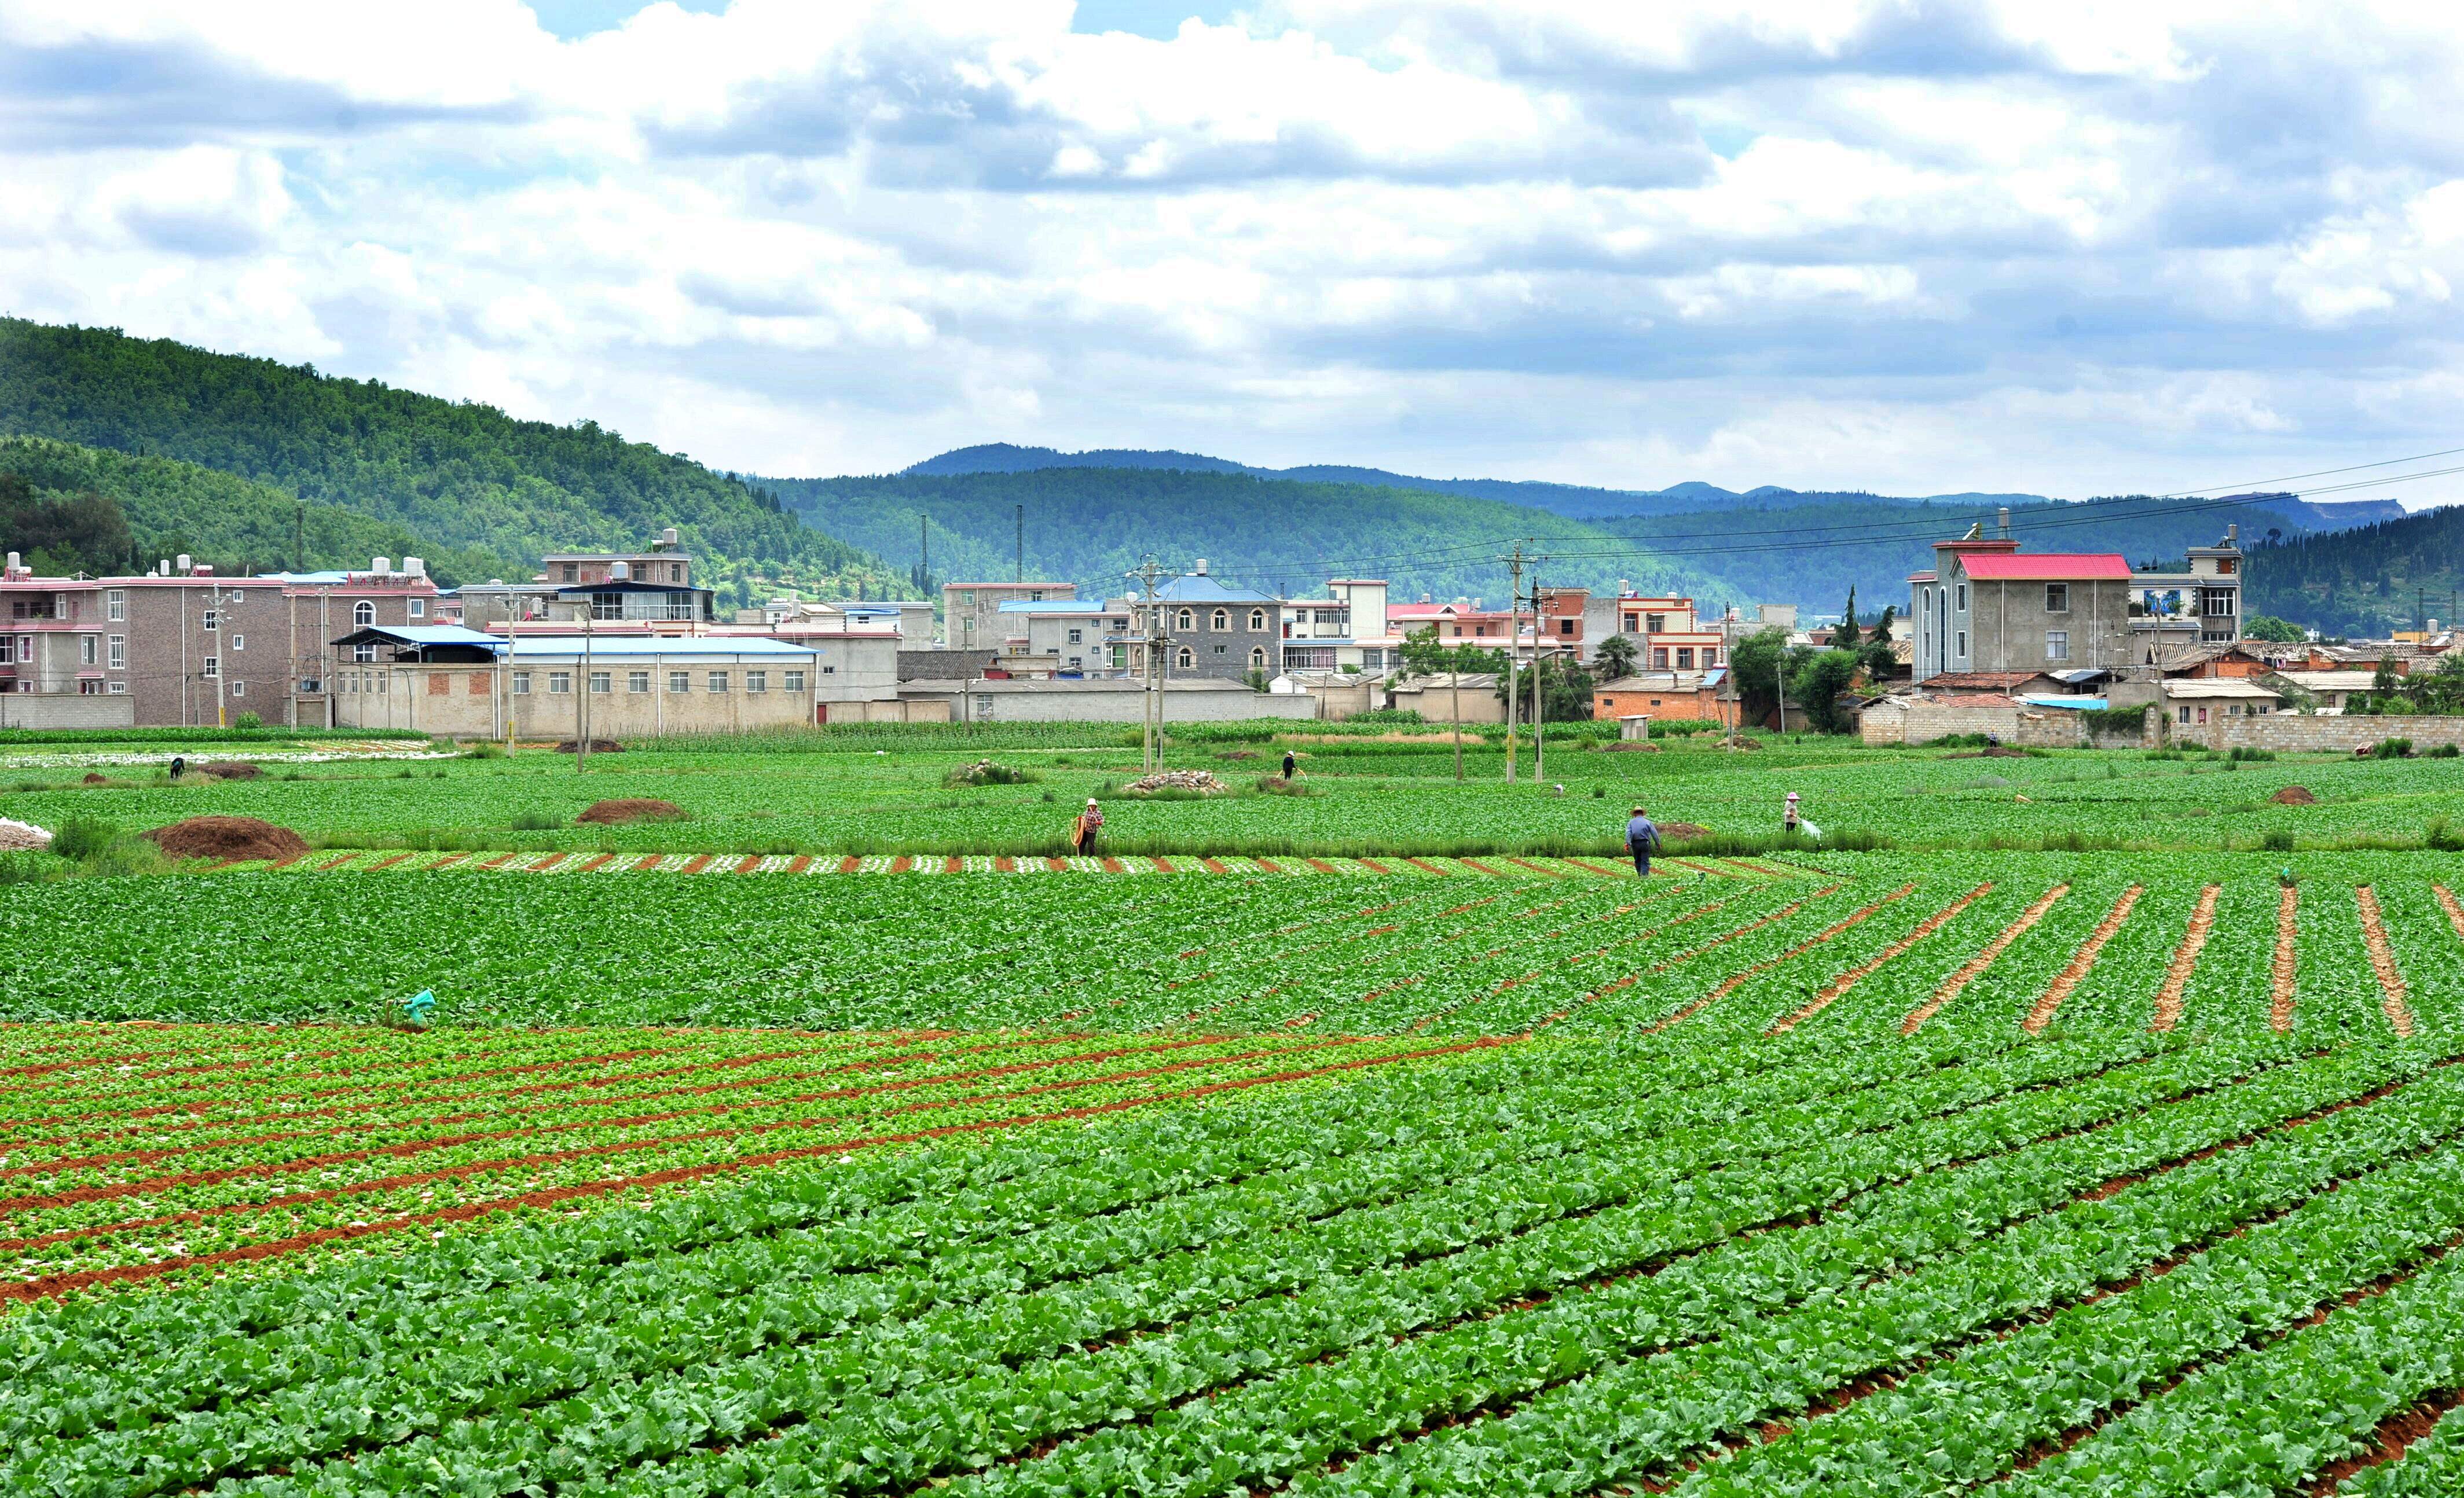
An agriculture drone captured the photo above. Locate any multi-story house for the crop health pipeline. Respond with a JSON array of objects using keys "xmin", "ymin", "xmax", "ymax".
[
  {"xmin": 459, "ymin": 531, "xmax": 713, "ymax": 626},
  {"xmin": 999, "ymin": 598, "xmax": 1138, "ymax": 674},
  {"xmin": 2126, "ymin": 526, "xmax": 2245, "ymax": 656},
  {"xmin": 942, "ymin": 581, "xmax": 1077, "ymax": 651},
  {"xmin": 1279, "ymin": 579, "xmax": 1400, "ymax": 674},
  {"xmin": 1581, "ymin": 592, "xmax": 1726, "ymax": 671},
  {"xmin": 1138, "ymin": 562, "xmax": 1280, "ymax": 682},
  {"xmin": 1909, "ymin": 529, "xmax": 2135, "ymax": 686}
]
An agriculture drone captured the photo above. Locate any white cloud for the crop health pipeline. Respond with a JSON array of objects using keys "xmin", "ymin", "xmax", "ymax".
[{"xmin": 2, "ymin": 0, "xmax": 2461, "ymax": 515}]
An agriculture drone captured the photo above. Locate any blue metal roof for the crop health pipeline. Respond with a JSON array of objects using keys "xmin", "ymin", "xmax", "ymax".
[
  {"xmin": 996, "ymin": 599, "xmax": 1112, "ymax": 614},
  {"xmin": 352, "ymin": 625, "xmax": 501, "ymax": 647},
  {"xmin": 2020, "ymin": 694, "xmax": 2109, "ymax": 710},
  {"xmin": 1154, "ymin": 574, "xmax": 1279, "ymax": 604},
  {"xmin": 504, "ymin": 636, "xmax": 819, "ymax": 659}
]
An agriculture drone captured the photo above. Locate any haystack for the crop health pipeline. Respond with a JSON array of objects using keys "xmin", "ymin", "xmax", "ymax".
[
  {"xmin": 145, "ymin": 817, "xmax": 310, "ymax": 861},
  {"xmin": 577, "ymin": 798, "xmax": 687, "ymax": 824},
  {"xmin": 2271, "ymin": 785, "xmax": 2318, "ymax": 806}
]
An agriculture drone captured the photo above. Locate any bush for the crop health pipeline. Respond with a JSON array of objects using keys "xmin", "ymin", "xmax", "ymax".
[
  {"xmin": 47, "ymin": 816, "xmax": 120, "ymax": 862},
  {"xmin": 2428, "ymin": 817, "xmax": 2464, "ymax": 853},
  {"xmin": 2431, "ymin": 743, "xmax": 2462, "ymax": 759},
  {"xmin": 463, "ymin": 739, "xmax": 507, "ymax": 759},
  {"xmin": 2261, "ymin": 829, "xmax": 2296, "ymax": 853},
  {"xmin": 509, "ymin": 810, "xmax": 562, "ymax": 831},
  {"xmin": 2370, "ymin": 737, "xmax": 2415, "ymax": 760},
  {"xmin": 1644, "ymin": 718, "xmax": 1725, "ymax": 739},
  {"xmin": 2080, "ymin": 706, "xmax": 2147, "ymax": 741},
  {"xmin": 1346, "ymin": 708, "xmax": 1427, "ymax": 725},
  {"xmin": 2226, "ymin": 746, "xmax": 2276, "ymax": 762},
  {"xmin": 944, "ymin": 760, "xmax": 1037, "ymax": 787},
  {"xmin": 232, "ymin": 711, "xmax": 263, "ymax": 730}
]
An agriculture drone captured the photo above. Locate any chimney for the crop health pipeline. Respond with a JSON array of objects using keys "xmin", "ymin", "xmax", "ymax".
[
  {"xmin": 1193, "ymin": 558, "xmax": 1209, "ymax": 575},
  {"xmin": 1996, "ymin": 507, "xmax": 2011, "ymax": 539}
]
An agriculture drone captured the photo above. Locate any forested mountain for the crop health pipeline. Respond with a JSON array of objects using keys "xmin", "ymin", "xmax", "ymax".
[
  {"xmin": 2243, "ymin": 505, "xmax": 2464, "ymax": 637},
  {"xmin": 0, "ymin": 320, "xmax": 900, "ymax": 603},
  {"xmin": 761, "ymin": 467, "xmax": 1745, "ymax": 610},
  {"xmin": 0, "ymin": 436, "xmax": 502, "ymax": 583}
]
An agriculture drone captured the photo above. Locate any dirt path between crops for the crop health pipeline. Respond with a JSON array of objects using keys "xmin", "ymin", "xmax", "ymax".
[
  {"xmin": 0, "ymin": 1037, "xmax": 1511, "ymax": 1304},
  {"xmin": 2439, "ymin": 885, "xmax": 2464, "ymax": 941},
  {"xmin": 1642, "ymin": 883, "xmax": 1913, "ymax": 1033},
  {"xmin": 2150, "ymin": 884, "xmax": 2223, "ymax": 1034},
  {"xmin": 2023, "ymin": 885, "xmax": 2143, "ymax": 1033},
  {"xmin": 2274, "ymin": 884, "xmax": 2301, "ymax": 1032},
  {"xmin": 1769, "ymin": 883, "xmax": 1992, "ymax": 1036},
  {"xmin": 1901, "ymin": 883, "xmax": 2073, "ymax": 1034},
  {"xmin": 2356, "ymin": 886, "xmax": 2418, "ymax": 1038}
]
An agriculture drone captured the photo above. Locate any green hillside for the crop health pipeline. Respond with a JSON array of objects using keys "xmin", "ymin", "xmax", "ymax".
[
  {"xmin": 0, "ymin": 436, "xmax": 501, "ymax": 583},
  {"xmin": 0, "ymin": 318, "xmax": 901, "ymax": 604},
  {"xmin": 2243, "ymin": 505, "xmax": 2464, "ymax": 637},
  {"xmin": 761, "ymin": 467, "xmax": 1744, "ymax": 608}
]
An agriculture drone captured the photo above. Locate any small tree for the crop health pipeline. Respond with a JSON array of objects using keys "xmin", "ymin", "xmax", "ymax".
[
  {"xmin": 1788, "ymin": 648, "xmax": 1863, "ymax": 733},
  {"xmin": 1836, "ymin": 587, "xmax": 1860, "ymax": 649},
  {"xmin": 1867, "ymin": 603, "xmax": 1895, "ymax": 645},
  {"xmin": 1729, "ymin": 626, "xmax": 1790, "ymax": 728},
  {"xmin": 2243, "ymin": 613, "xmax": 2305, "ymax": 644},
  {"xmin": 1593, "ymin": 633, "xmax": 1638, "ymax": 682}
]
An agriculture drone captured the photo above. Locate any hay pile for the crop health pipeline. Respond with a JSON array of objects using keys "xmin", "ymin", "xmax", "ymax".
[
  {"xmin": 145, "ymin": 817, "xmax": 310, "ymax": 861},
  {"xmin": 1126, "ymin": 769, "xmax": 1229, "ymax": 794},
  {"xmin": 0, "ymin": 818, "xmax": 53, "ymax": 851},
  {"xmin": 577, "ymin": 798, "xmax": 687, "ymax": 824},
  {"xmin": 196, "ymin": 761, "xmax": 263, "ymax": 780},
  {"xmin": 82, "ymin": 772, "xmax": 109, "ymax": 785},
  {"xmin": 1657, "ymin": 822, "xmax": 1712, "ymax": 840},
  {"xmin": 2271, "ymin": 785, "xmax": 2318, "ymax": 806},
  {"xmin": 1607, "ymin": 741, "xmax": 1661, "ymax": 753},
  {"xmin": 553, "ymin": 739, "xmax": 625, "ymax": 754}
]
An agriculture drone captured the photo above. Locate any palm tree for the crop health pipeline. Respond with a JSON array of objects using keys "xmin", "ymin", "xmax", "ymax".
[{"xmin": 1594, "ymin": 633, "xmax": 1638, "ymax": 682}]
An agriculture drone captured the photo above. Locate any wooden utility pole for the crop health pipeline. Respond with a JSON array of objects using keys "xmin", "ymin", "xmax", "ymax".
[
  {"xmin": 1532, "ymin": 575, "xmax": 1545, "ymax": 785},
  {"xmin": 577, "ymin": 609, "xmax": 592, "ymax": 771},
  {"xmin": 1502, "ymin": 543, "xmax": 1526, "ymax": 783},
  {"xmin": 1130, "ymin": 557, "xmax": 1166, "ymax": 772},
  {"xmin": 1015, "ymin": 505, "xmax": 1024, "ymax": 583},
  {"xmin": 1450, "ymin": 648, "xmax": 1464, "ymax": 782}
]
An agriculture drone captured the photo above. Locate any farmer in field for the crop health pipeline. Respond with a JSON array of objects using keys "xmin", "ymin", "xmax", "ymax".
[
  {"xmin": 1783, "ymin": 790, "xmax": 1802, "ymax": 835},
  {"xmin": 1073, "ymin": 797, "xmax": 1104, "ymax": 856},
  {"xmin": 1281, "ymin": 749, "xmax": 1297, "ymax": 780},
  {"xmin": 1625, "ymin": 805, "xmax": 1663, "ymax": 877}
]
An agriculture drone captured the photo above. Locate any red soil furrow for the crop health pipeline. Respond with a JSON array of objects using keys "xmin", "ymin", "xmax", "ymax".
[
  {"xmin": 571, "ymin": 853, "xmax": 613, "ymax": 873},
  {"xmin": 1441, "ymin": 895, "xmax": 1499, "ymax": 916},
  {"xmin": 364, "ymin": 853, "xmax": 414, "ymax": 871},
  {"xmin": 1201, "ymin": 857, "xmax": 1230, "ymax": 874},
  {"xmin": 1403, "ymin": 858, "xmax": 1450, "ymax": 876},
  {"xmin": 314, "ymin": 852, "xmax": 357, "ymax": 871},
  {"xmin": 0, "ymin": 1051, "xmax": 166, "ymax": 1084},
  {"xmin": 0, "ymin": 1037, "xmax": 1242, "ymax": 1217},
  {"xmin": 679, "ymin": 855, "xmax": 713, "ymax": 875},
  {"xmin": 6, "ymin": 1036, "xmax": 599, "ymax": 1108},
  {"xmin": 1102, "ymin": 857, "xmax": 1127, "ymax": 873},
  {"xmin": 939, "ymin": 856, "xmax": 960, "ymax": 873},
  {"xmin": 1458, "ymin": 858, "xmax": 1505, "ymax": 877},
  {"xmin": 1518, "ymin": 895, "xmax": 1769, "ymax": 1031},
  {"xmin": 1563, "ymin": 857, "xmax": 1626, "ymax": 879},
  {"xmin": 2439, "ymin": 884, "xmax": 2464, "ymax": 939},
  {"xmin": 1306, "ymin": 858, "xmax": 1341, "ymax": 874},
  {"xmin": 782, "ymin": 855, "xmax": 810, "ymax": 873},
  {"xmin": 1357, "ymin": 858, "xmax": 1391, "ymax": 874},
  {"xmin": 1253, "ymin": 858, "xmax": 1282, "ymax": 873},
  {"xmin": 1503, "ymin": 857, "xmax": 1563, "ymax": 879},
  {"xmin": 1768, "ymin": 883, "xmax": 1994, "ymax": 1035},
  {"xmin": 2304, "ymin": 1386, "xmax": 2464, "ymax": 1495},
  {"xmin": 481, "ymin": 852, "xmax": 522, "ymax": 871},
  {"xmin": 538, "ymin": 853, "xmax": 575, "ymax": 873},
  {"xmin": 2022, "ymin": 885, "xmax": 2145, "ymax": 1033},
  {"xmin": 1150, "ymin": 856, "xmax": 1177, "ymax": 872},
  {"xmin": 1902, "ymin": 883, "xmax": 2071, "ymax": 1034},
  {"xmin": 1642, "ymin": 884, "xmax": 1911, "ymax": 1033},
  {"xmin": 993, "ymin": 856, "xmax": 1017, "ymax": 873},
  {"xmin": 0, "ymin": 1038, "xmax": 1511, "ymax": 1304},
  {"xmin": 1672, "ymin": 858, "xmax": 1725, "ymax": 877},
  {"xmin": 137, "ymin": 1048, "xmax": 364, "ymax": 1081},
  {"xmin": 2356, "ymin": 887, "xmax": 2419, "ymax": 1038},
  {"xmin": 2150, "ymin": 885, "xmax": 2223, "ymax": 1034},
  {"xmin": 426, "ymin": 852, "xmax": 472, "ymax": 871},
  {"xmin": 1361, "ymin": 975, "xmax": 1423, "ymax": 1004},
  {"xmin": 2273, "ymin": 884, "xmax": 2301, "ymax": 1032},
  {"xmin": 1403, "ymin": 970, "xmax": 1544, "ymax": 1034}
]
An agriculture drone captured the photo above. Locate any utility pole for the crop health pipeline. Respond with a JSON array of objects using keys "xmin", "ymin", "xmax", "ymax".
[
  {"xmin": 1502, "ymin": 542, "xmax": 1527, "ymax": 783},
  {"xmin": 1450, "ymin": 642, "xmax": 1464, "ymax": 782},
  {"xmin": 211, "ymin": 577, "xmax": 228, "ymax": 729},
  {"xmin": 1015, "ymin": 504, "xmax": 1024, "ymax": 584},
  {"xmin": 919, "ymin": 515, "xmax": 929, "ymax": 596},
  {"xmin": 1129, "ymin": 557, "xmax": 1166, "ymax": 772},
  {"xmin": 1774, "ymin": 644, "xmax": 1788, "ymax": 736},
  {"xmin": 1531, "ymin": 575, "xmax": 1546, "ymax": 785}
]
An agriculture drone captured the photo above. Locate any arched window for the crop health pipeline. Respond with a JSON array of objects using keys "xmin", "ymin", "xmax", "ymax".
[
  {"xmin": 1248, "ymin": 646, "xmax": 1266, "ymax": 668},
  {"xmin": 1211, "ymin": 608, "xmax": 1228, "ymax": 631},
  {"xmin": 354, "ymin": 600, "xmax": 375, "ymax": 627},
  {"xmin": 1176, "ymin": 646, "xmax": 1194, "ymax": 669},
  {"xmin": 1176, "ymin": 608, "xmax": 1194, "ymax": 632},
  {"xmin": 1249, "ymin": 608, "xmax": 1266, "ymax": 631}
]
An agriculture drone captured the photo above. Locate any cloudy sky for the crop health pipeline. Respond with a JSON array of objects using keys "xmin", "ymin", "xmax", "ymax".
[{"xmin": 6, "ymin": 0, "xmax": 2463, "ymax": 504}]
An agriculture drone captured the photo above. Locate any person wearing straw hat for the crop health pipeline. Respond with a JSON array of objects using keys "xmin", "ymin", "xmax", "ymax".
[
  {"xmin": 1073, "ymin": 797, "xmax": 1105, "ymax": 856},
  {"xmin": 1783, "ymin": 790, "xmax": 1802, "ymax": 836},
  {"xmin": 1625, "ymin": 805, "xmax": 1663, "ymax": 877}
]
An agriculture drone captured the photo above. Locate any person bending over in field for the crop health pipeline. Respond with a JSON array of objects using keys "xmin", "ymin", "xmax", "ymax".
[
  {"xmin": 1625, "ymin": 805, "xmax": 1663, "ymax": 877},
  {"xmin": 1073, "ymin": 797, "xmax": 1104, "ymax": 856}
]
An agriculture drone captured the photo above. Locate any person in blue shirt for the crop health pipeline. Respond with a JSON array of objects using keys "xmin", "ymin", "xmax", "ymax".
[{"xmin": 1625, "ymin": 806, "xmax": 1663, "ymax": 877}]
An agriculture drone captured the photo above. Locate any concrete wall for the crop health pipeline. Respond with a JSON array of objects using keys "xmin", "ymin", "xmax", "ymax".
[
  {"xmin": 333, "ymin": 659, "xmax": 822, "ymax": 737},
  {"xmin": 903, "ymin": 684, "xmax": 1318, "ymax": 723},
  {"xmin": 820, "ymin": 697, "xmax": 948, "ymax": 724},
  {"xmin": 1895, "ymin": 699, "xmax": 2027, "ymax": 744},
  {"xmin": 2199, "ymin": 714, "xmax": 2464, "ymax": 753},
  {"xmin": 0, "ymin": 693, "xmax": 137, "ymax": 729}
]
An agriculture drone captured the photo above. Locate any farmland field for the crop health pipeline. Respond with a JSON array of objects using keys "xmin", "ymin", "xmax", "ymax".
[{"xmin": 10, "ymin": 730, "xmax": 2464, "ymax": 1494}]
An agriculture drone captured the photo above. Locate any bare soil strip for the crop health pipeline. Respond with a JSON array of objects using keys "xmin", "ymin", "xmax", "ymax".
[
  {"xmin": 1919, "ymin": 895, "xmax": 2047, "ymax": 1038},
  {"xmin": 1642, "ymin": 884, "xmax": 1913, "ymax": 1034},
  {"xmin": 2439, "ymin": 884, "xmax": 2464, "ymax": 940},
  {"xmin": 2274, "ymin": 884, "xmax": 2301, "ymax": 1032},
  {"xmin": 2356, "ymin": 886, "xmax": 2419, "ymax": 1038},
  {"xmin": 0, "ymin": 1037, "xmax": 1507, "ymax": 1304},
  {"xmin": 2150, "ymin": 884, "xmax": 2224, "ymax": 1034},
  {"xmin": 1503, "ymin": 857, "xmax": 1563, "ymax": 879},
  {"xmin": 1768, "ymin": 883, "xmax": 1994, "ymax": 1035},
  {"xmin": 2022, "ymin": 885, "xmax": 2144, "ymax": 1033},
  {"xmin": 1458, "ymin": 858, "xmax": 1504, "ymax": 877},
  {"xmin": 2305, "ymin": 1385, "xmax": 2464, "ymax": 1495}
]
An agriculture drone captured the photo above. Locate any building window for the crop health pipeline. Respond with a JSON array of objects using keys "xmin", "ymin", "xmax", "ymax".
[
  {"xmin": 822, "ymin": 664, "xmax": 835, "ymax": 674},
  {"xmin": 628, "ymin": 670, "xmax": 651, "ymax": 693},
  {"xmin": 1623, "ymin": 614, "xmax": 1640, "ymax": 632},
  {"xmin": 230, "ymin": 680, "xmax": 246, "ymax": 698},
  {"xmin": 1209, "ymin": 608, "xmax": 1227, "ymax": 631},
  {"xmin": 1956, "ymin": 630, "xmax": 1968, "ymax": 656},
  {"xmin": 1176, "ymin": 608, "xmax": 1194, "ymax": 632},
  {"xmin": 231, "ymin": 633, "xmax": 244, "ymax": 652},
  {"xmin": 562, "ymin": 564, "xmax": 579, "ymax": 583},
  {"xmin": 0, "ymin": 638, "xmax": 12, "ymax": 664},
  {"xmin": 746, "ymin": 670, "xmax": 767, "ymax": 693},
  {"xmin": 354, "ymin": 643, "xmax": 376, "ymax": 663},
  {"xmin": 589, "ymin": 671, "xmax": 611, "ymax": 694},
  {"xmin": 548, "ymin": 671, "xmax": 572, "ymax": 694},
  {"xmin": 1652, "ymin": 648, "xmax": 1669, "ymax": 669},
  {"xmin": 1703, "ymin": 648, "xmax": 1719, "ymax": 666},
  {"xmin": 1176, "ymin": 646, "xmax": 1194, "ymax": 669},
  {"xmin": 1955, "ymin": 584, "xmax": 1968, "ymax": 610},
  {"xmin": 106, "ymin": 590, "xmax": 125, "ymax": 622},
  {"xmin": 669, "ymin": 563, "xmax": 682, "ymax": 583},
  {"xmin": 669, "ymin": 670, "xmax": 690, "ymax": 693},
  {"xmin": 784, "ymin": 670, "xmax": 806, "ymax": 692},
  {"xmin": 707, "ymin": 671, "xmax": 729, "ymax": 693},
  {"xmin": 1675, "ymin": 647, "xmax": 1694, "ymax": 669},
  {"xmin": 376, "ymin": 670, "xmax": 387, "ymax": 694},
  {"xmin": 201, "ymin": 656, "xmax": 219, "ymax": 678},
  {"xmin": 80, "ymin": 634, "xmax": 98, "ymax": 666},
  {"xmin": 1558, "ymin": 618, "xmax": 1575, "ymax": 636},
  {"xmin": 2200, "ymin": 587, "xmax": 2235, "ymax": 617},
  {"xmin": 958, "ymin": 590, "xmax": 974, "ymax": 606},
  {"xmin": 1249, "ymin": 646, "xmax": 1266, "ymax": 668},
  {"xmin": 408, "ymin": 598, "xmax": 426, "ymax": 619},
  {"xmin": 2045, "ymin": 583, "xmax": 2069, "ymax": 613},
  {"xmin": 107, "ymin": 636, "xmax": 124, "ymax": 670},
  {"xmin": 355, "ymin": 600, "xmax": 375, "ymax": 627},
  {"xmin": 2047, "ymin": 630, "xmax": 2069, "ymax": 660},
  {"xmin": 108, "ymin": 681, "xmax": 125, "ymax": 695},
  {"xmin": 202, "ymin": 609, "xmax": 218, "ymax": 631},
  {"xmin": 1249, "ymin": 608, "xmax": 1266, "ymax": 631}
]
